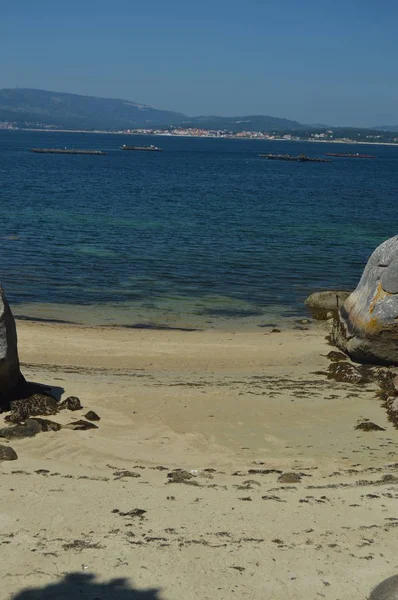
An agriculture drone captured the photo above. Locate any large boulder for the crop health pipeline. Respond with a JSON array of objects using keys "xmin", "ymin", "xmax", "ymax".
[
  {"xmin": 0, "ymin": 285, "xmax": 24, "ymax": 405},
  {"xmin": 332, "ymin": 236, "xmax": 398, "ymax": 364}
]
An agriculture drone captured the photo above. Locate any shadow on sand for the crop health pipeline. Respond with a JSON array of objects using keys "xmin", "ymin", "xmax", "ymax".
[
  {"xmin": 12, "ymin": 572, "xmax": 163, "ymax": 600},
  {"xmin": 0, "ymin": 378, "xmax": 65, "ymax": 412},
  {"xmin": 12, "ymin": 379, "xmax": 65, "ymax": 402},
  {"xmin": 369, "ymin": 574, "xmax": 398, "ymax": 599}
]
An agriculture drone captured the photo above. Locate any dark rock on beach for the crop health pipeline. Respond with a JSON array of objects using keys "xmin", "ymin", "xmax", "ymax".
[
  {"xmin": 29, "ymin": 418, "xmax": 62, "ymax": 432},
  {"xmin": 0, "ymin": 444, "xmax": 18, "ymax": 461},
  {"xmin": 333, "ymin": 236, "xmax": 398, "ymax": 364},
  {"xmin": 60, "ymin": 396, "xmax": 82, "ymax": 411},
  {"xmin": 0, "ymin": 419, "xmax": 42, "ymax": 439},
  {"xmin": 112, "ymin": 508, "xmax": 147, "ymax": 519},
  {"xmin": 84, "ymin": 410, "xmax": 100, "ymax": 421},
  {"xmin": 355, "ymin": 421, "xmax": 386, "ymax": 432},
  {"xmin": 5, "ymin": 393, "xmax": 58, "ymax": 423},
  {"xmin": 64, "ymin": 419, "xmax": 98, "ymax": 430}
]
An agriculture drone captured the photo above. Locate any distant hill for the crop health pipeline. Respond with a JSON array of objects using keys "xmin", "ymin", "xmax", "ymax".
[
  {"xmin": 180, "ymin": 114, "xmax": 304, "ymax": 132},
  {"xmin": 372, "ymin": 125, "xmax": 398, "ymax": 132},
  {"xmin": 0, "ymin": 88, "xmax": 186, "ymax": 130},
  {"xmin": 0, "ymin": 88, "xmax": 306, "ymax": 132}
]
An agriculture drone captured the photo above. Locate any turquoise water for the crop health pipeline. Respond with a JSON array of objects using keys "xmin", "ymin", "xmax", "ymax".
[{"xmin": 1, "ymin": 130, "xmax": 398, "ymax": 328}]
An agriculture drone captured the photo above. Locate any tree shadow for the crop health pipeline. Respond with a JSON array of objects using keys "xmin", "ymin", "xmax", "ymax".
[
  {"xmin": 12, "ymin": 572, "xmax": 163, "ymax": 600},
  {"xmin": 369, "ymin": 574, "xmax": 398, "ymax": 599}
]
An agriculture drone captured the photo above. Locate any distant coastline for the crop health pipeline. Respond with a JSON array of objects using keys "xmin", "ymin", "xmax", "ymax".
[{"xmin": 7, "ymin": 128, "xmax": 398, "ymax": 146}]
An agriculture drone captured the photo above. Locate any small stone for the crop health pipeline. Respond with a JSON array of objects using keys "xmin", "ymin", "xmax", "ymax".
[
  {"xmin": 84, "ymin": 411, "xmax": 100, "ymax": 421},
  {"xmin": 355, "ymin": 421, "xmax": 385, "ymax": 432},
  {"xmin": 60, "ymin": 396, "xmax": 82, "ymax": 411},
  {"xmin": 278, "ymin": 472, "xmax": 302, "ymax": 484},
  {"xmin": 167, "ymin": 470, "xmax": 199, "ymax": 485},
  {"xmin": 326, "ymin": 351, "xmax": 348, "ymax": 363},
  {"xmin": 271, "ymin": 328, "xmax": 281, "ymax": 333},
  {"xmin": 0, "ymin": 444, "xmax": 18, "ymax": 461},
  {"xmin": 64, "ymin": 420, "xmax": 98, "ymax": 431}
]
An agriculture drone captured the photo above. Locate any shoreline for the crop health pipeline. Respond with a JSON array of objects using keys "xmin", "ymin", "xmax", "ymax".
[
  {"xmin": 12, "ymin": 300, "xmax": 311, "ymax": 332},
  {"xmin": 14, "ymin": 314, "xmax": 309, "ymax": 332}
]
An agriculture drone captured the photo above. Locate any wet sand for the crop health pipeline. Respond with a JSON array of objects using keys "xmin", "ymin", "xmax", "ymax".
[{"xmin": 1, "ymin": 321, "xmax": 397, "ymax": 599}]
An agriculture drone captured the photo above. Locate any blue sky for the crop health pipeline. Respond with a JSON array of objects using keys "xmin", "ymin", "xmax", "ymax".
[{"xmin": 2, "ymin": 0, "xmax": 398, "ymax": 126}]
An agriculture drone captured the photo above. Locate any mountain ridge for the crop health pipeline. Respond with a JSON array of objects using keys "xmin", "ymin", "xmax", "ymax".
[{"xmin": 0, "ymin": 88, "xmax": 186, "ymax": 130}]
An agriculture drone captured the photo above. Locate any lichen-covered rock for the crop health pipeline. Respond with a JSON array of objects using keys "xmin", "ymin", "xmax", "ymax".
[
  {"xmin": 327, "ymin": 362, "xmax": 368, "ymax": 384},
  {"xmin": 333, "ymin": 236, "xmax": 398, "ymax": 364},
  {"xmin": 0, "ymin": 444, "xmax": 18, "ymax": 461},
  {"xmin": 60, "ymin": 396, "xmax": 82, "ymax": 411},
  {"xmin": 0, "ymin": 285, "xmax": 24, "ymax": 406},
  {"xmin": 305, "ymin": 290, "xmax": 351, "ymax": 319},
  {"xmin": 6, "ymin": 394, "xmax": 58, "ymax": 423}
]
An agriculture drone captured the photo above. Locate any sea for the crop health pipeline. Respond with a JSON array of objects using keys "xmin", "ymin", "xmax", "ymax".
[{"xmin": 1, "ymin": 130, "xmax": 398, "ymax": 330}]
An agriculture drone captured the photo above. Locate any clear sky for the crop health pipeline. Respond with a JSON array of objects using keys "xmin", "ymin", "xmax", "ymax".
[{"xmin": 2, "ymin": 0, "xmax": 398, "ymax": 126}]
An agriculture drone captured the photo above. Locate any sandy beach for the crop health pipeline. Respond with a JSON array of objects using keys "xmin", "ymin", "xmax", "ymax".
[{"xmin": 1, "ymin": 320, "xmax": 397, "ymax": 599}]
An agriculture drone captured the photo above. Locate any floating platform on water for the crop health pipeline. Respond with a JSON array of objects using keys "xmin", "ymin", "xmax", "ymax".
[
  {"xmin": 121, "ymin": 144, "xmax": 162, "ymax": 152},
  {"xmin": 325, "ymin": 152, "xmax": 375, "ymax": 158},
  {"xmin": 259, "ymin": 153, "xmax": 330, "ymax": 163},
  {"xmin": 29, "ymin": 148, "xmax": 107, "ymax": 155}
]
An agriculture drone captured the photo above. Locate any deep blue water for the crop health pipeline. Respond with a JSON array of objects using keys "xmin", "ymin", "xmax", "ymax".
[{"xmin": 1, "ymin": 130, "xmax": 398, "ymax": 327}]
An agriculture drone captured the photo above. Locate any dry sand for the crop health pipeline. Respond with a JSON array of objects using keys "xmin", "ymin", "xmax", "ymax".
[{"xmin": 1, "ymin": 321, "xmax": 398, "ymax": 599}]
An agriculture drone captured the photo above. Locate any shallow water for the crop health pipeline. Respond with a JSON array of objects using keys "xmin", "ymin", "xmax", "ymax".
[{"xmin": 1, "ymin": 130, "xmax": 398, "ymax": 327}]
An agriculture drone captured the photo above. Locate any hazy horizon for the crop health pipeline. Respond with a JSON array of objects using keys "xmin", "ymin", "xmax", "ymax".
[{"xmin": 3, "ymin": 1, "xmax": 398, "ymax": 127}]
